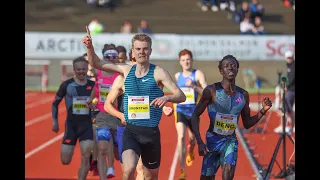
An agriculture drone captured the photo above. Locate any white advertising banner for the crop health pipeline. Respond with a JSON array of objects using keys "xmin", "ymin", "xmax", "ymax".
[{"xmin": 25, "ymin": 32, "xmax": 295, "ymax": 61}]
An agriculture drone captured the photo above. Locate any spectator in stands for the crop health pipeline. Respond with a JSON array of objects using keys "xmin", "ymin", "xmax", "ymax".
[
  {"xmin": 88, "ymin": 19, "xmax": 104, "ymax": 35},
  {"xmin": 87, "ymin": 0, "xmax": 98, "ymax": 7},
  {"xmin": 98, "ymin": 0, "xmax": 117, "ymax": 11},
  {"xmin": 116, "ymin": 46, "xmax": 128, "ymax": 63},
  {"xmin": 240, "ymin": 14, "xmax": 254, "ymax": 34},
  {"xmin": 250, "ymin": 0, "xmax": 264, "ymax": 20},
  {"xmin": 233, "ymin": 1, "xmax": 251, "ymax": 23},
  {"xmin": 120, "ymin": 21, "xmax": 132, "ymax": 33},
  {"xmin": 137, "ymin": 20, "xmax": 152, "ymax": 34},
  {"xmin": 228, "ymin": 0, "xmax": 236, "ymax": 12},
  {"xmin": 284, "ymin": 0, "xmax": 295, "ymax": 10},
  {"xmin": 219, "ymin": 0, "xmax": 236, "ymax": 11},
  {"xmin": 200, "ymin": 0, "xmax": 218, "ymax": 12},
  {"xmin": 252, "ymin": 16, "xmax": 266, "ymax": 35}
]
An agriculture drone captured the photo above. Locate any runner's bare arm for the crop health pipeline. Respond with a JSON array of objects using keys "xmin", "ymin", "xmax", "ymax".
[
  {"xmin": 194, "ymin": 70, "xmax": 208, "ymax": 94},
  {"xmin": 104, "ymin": 76, "xmax": 124, "ymax": 120},
  {"xmin": 156, "ymin": 67, "xmax": 186, "ymax": 103},
  {"xmin": 191, "ymin": 86, "xmax": 212, "ymax": 143},
  {"xmin": 90, "ymin": 85, "xmax": 96, "ymax": 101},
  {"xmin": 241, "ymin": 90, "xmax": 265, "ymax": 129},
  {"xmin": 83, "ymin": 26, "xmax": 130, "ymax": 74},
  {"xmin": 52, "ymin": 81, "xmax": 68, "ymax": 125},
  {"xmin": 87, "ymin": 48, "xmax": 129, "ymax": 74}
]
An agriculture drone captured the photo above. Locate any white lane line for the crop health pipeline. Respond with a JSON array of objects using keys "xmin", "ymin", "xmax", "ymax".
[
  {"xmin": 25, "ymin": 132, "xmax": 64, "ymax": 159},
  {"xmin": 168, "ymin": 144, "xmax": 179, "ymax": 180},
  {"xmin": 25, "ymin": 93, "xmax": 38, "ymax": 98},
  {"xmin": 25, "ymin": 97, "xmax": 53, "ymax": 110},
  {"xmin": 25, "ymin": 108, "xmax": 66, "ymax": 127}
]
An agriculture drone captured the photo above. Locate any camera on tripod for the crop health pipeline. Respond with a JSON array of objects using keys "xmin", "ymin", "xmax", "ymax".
[{"xmin": 262, "ymin": 73, "xmax": 295, "ymax": 180}]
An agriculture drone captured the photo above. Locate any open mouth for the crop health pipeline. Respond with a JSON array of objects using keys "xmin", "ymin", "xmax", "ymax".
[
  {"xmin": 228, "ymin": 72, "xmax": 234, "ymax": 76},
  {"xmin": 78, "ymin": 74, "xmax": 86, "ymax": 77}
]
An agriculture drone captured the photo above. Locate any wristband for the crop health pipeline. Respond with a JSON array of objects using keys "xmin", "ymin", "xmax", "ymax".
[{"xmin": 260, "ymin": 109, "xmax": 266, "ymax": 115}]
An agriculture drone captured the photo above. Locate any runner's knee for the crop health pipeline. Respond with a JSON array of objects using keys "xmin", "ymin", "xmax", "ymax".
[
  {"xmin": 143, "ymin": 167, "xmax": 159, "ymax": 180},
  {"xmin": 60, "ymin": 145, "xmax": 74, "ymax": 165},
  {"xmin": 97, "ymin": 141, "xmax": 108, "ymax": 156},
  {"xmin": 123, "ymin": 165, "xmax": 136, "ymax": 178},
  {"xmin": 61, "ymin": 155, "xmax": 72, "ymax": 165},
  {"xmin": 222, "ymin": 165, "xmax": 235, "ymax": 180},
  {"xmin": 176, "ymin": 128, "xmax": 185, "ymax": 141},
  {"xmin": 80, "ymin": 141, "xmax": 93, "ymax": 158}
]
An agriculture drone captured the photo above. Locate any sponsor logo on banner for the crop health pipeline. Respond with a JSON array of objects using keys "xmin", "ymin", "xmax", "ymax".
[
  {"xmin": 265, "ymin": 37, "xmax": 295, "ymax": 60},
  {"xmin": 25, "ymin": 32, "xmax": 294, "ymax": 61}
]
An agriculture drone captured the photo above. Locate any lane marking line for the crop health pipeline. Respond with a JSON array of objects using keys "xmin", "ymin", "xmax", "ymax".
[
  {"xmin": 168, "ymin": 144, "xmax": 179, "ymax": 180},
  {"xmin": 25, "ymin": 132, "xmax": 64, "ymax": 159},
  {"xmin": 25, "ymin": 97, "xmax": 53, "ymax": 110},
  {"xmin": 25, "ymin": 108, "xmax": 66, "ymax": 127},
  {"xmin": 236, "ymin": 128, "xmax": 263, "ymax": 180}
]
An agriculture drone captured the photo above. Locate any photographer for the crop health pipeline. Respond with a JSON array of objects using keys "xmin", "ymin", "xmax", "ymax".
[
  {"xmin": 274, "ymin": 50, "xmax": 295, "ymax": 133},
  {"xmin": 284, "ymin": 50, "xmax": 295, "ymax": 132}
]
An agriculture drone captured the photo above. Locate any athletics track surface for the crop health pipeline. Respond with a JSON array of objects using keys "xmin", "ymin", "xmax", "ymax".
[{"xmin": 25, "ymin": 91, "xmax": 294, "ymax": 180}]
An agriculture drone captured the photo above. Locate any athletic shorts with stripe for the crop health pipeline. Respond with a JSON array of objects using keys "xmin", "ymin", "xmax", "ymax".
[
  {"xmin": 201, "ymin": 132, "xmax": 238, "ymax": 176},
  {"xmin": 62, "ymin": 119, "xmax": 93, "ymax": 146}
]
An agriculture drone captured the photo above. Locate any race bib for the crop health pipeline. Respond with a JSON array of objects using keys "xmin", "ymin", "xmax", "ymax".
[
  {"xmin": 179, "ymin": 87, "xmax": 195, "ymax": 105},
  {"xmin": 128, "ymin": 96, "xmax": 150, "ymax": 120},
  {"xmin": 213, "ymin": 112, "xmax": 238, "ymax": 136},
  {"xmin": 73, "ymin": 96, "xmax": 90, "ymax": 115},
  {"xmin": 99, "ymin": 84, "xmax": 112, "ymax": 102}
]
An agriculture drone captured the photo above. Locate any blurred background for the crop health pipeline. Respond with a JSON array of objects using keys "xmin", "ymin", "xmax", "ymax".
[{"xmin": 25, "ymin": 0, "xmax": 295, "ymax": 179}]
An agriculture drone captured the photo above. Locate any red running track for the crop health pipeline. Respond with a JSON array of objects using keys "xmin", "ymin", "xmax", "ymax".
[{"xmin": 25, "ymin": 91, "xmax": 281, "ymax": 180}]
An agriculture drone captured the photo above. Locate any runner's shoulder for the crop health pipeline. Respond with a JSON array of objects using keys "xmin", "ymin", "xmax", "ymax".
[
  {"xmin": 194, "ymin": 69, "xmax": 204, "ymax": 76},
  {"xmin": 154, "ymin": 65, "xmax": 170, "ymax": 76},
  {"xmin": 174, "ymin": 72, "xmax": 180, "ymax": 80},
  {"xmin": 60, "ymin": 78, "xmax": 75, "ymax": 88},
  {"xmin": 202, "ymin": 84, "xmax": 215, "ymax": 98},
  {"xmin": 87, "ymin": 79, "xmax": 95, "ymax": 87},
  {"xmin": 205, "ymin": 83, "xmax": 216, "ymax": 92},
  {"xmin": 235, "ymin": 85, "xmax": 248, "ymax": 96}
]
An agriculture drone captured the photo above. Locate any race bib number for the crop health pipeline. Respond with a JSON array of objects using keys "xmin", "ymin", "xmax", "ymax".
[
  {"xmin": 179, "ymin": 87, "xmax": 195, "ymax": 105},
  {"xmin": 99, "ymin": 84, "xmax": 112, "ymax": 102},
  {"xmin": 213, "ymin": 112, "xmax": 237, "ymax": 136},
  {"xmin": 73, "ymin": 96, "xmax": 90, "ymax": 115},
  {"xmin": 128, "ymin": 96, "xmax": 150, "ymax": 120}
]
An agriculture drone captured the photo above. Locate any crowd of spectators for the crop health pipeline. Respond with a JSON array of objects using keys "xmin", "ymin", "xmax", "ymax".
[
  {"xmin": 88, "ymin": 18, "xmax": 152, "ymax": 35},
  {"xmin": 200, "ymin": 0, "xmax": 294, "ymax": 35},
  {"xmin": 234, "ymin": 0, "xmax": 266, "ymax": 35},
  {"xmin": 200, "ymin": 0, "xmax": 266, "ymax": 35},
  {"xmin": 120, "ymin": 20, "xmax": 152, "ymax": 34},
  {"xmin": 85, "ymin": 0, "xmax": 293, "ymax": 35}
]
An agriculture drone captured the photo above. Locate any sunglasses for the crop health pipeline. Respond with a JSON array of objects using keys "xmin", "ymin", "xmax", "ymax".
[{"xmin": 104, "ymin": 55, "xmax": 118, "ymax": 60}]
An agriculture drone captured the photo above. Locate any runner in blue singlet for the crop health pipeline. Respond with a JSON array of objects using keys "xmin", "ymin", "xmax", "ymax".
[
  {"xmin": 190, "ymin": 55, "xmax": 272, "ymax": 180},
  {"xmin": 174, "ymin": 49, "xmax": 207, "ymax": 179},
  {"xmin": 82, "ymin": 30, "xmax": 186, "ymax": 180}
]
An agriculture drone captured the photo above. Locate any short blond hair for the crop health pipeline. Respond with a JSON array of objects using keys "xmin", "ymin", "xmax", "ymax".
[{"xmin": 131, "ymin": 34, "xmax": 152, "ymax": 48}]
